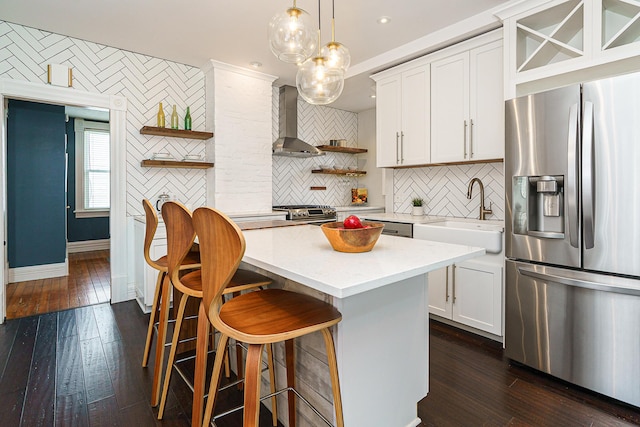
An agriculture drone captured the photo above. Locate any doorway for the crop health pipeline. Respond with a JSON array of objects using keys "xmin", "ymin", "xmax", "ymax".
[
  {"xmin": 5, "ymin": 100, "xmax": 111, "ymax": 319},
  {"xmin": 0, "ymin": 79, "xmax": 128, "ymax": 323}
]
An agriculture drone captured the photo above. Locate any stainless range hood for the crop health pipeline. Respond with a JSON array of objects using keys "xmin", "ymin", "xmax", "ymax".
[{"xmin": 272, "ymin": 85, "xmax": 325, "ymax": 158}]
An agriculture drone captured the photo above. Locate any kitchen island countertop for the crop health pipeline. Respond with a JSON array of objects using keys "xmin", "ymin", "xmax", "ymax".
[{"xmin": 242, "ymin": 224, "xmax": 484, "ymax": 299}]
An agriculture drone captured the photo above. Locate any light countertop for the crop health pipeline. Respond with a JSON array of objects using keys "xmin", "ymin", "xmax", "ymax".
[
  {"xmin": 242, "ymin": 224, "xmax": 484, "ymax": 299},
  {"xmin": 361, "ymin": 212, "xmax": 505, "ymax": 228}
]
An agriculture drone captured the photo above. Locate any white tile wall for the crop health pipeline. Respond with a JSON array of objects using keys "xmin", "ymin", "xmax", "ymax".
[
  {"xmin": 272, "ymin": 87, "xmax": 360, "ymax": 207},
  {"xmin": 0, "ymin": 20, "xmax": 207, "ymax": 216},
  {"xmin": 393, "ymin": 162, "xmax": 505, "ymax": 220}
]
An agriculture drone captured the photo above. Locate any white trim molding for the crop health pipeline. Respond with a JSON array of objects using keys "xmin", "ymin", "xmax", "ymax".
[
  {"xmin": 67, "ymin": 239, "xmax": 111, "ymax": 253},
  {"xmin": 0, "ymin": 79, "xmax": 128, "ymax": 323},
  {"xmin": 9, "ymin": 260, "xmax": 69, "ymax": 283}
]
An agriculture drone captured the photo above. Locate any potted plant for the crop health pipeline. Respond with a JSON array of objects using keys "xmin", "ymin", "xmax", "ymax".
[{"xmin": 411, "ymin": 197, "xmax": 425, "ymax": 216}]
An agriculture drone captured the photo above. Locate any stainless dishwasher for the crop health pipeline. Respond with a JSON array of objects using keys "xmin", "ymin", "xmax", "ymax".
[{"xmin": 364, "ymin": 219, "xmax": 413, "ymax": 238}]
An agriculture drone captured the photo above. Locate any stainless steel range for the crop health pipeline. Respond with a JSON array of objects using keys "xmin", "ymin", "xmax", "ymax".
[{"xmin": 272, "ymin": 205, "xmax": 337, "ymax": 224}]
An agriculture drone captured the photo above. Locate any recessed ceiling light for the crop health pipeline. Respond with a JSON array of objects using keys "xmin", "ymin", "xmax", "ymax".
[
  {"xmin": 377, "ymin": 16, "xmax": 391, "ymax": 24},
  {"xmin": 370, "ymin": 94, "xmax": 376, "ymax": 99},
  {"xmin": 250, "ymin": 61, "xmax": 263, "ymax": 68}
]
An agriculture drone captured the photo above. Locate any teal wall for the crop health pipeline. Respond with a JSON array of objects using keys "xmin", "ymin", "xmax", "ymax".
[{"xmin": 7, "ymin": 100, "xmax": 66, "ymax": 268}]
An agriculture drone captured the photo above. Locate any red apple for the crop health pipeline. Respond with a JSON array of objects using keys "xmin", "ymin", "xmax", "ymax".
[{"xmin": 343, "ymin": 215, "xmax": 364, "ymax": 229}]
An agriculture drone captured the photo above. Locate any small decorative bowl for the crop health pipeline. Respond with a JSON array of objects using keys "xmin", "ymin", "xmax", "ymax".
[{"xmin": 320, "ymin": 222, "xmax": 385, "ymax": 253}]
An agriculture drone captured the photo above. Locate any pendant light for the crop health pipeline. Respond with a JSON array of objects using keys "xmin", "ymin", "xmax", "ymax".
[
  {"xmin": 296, "ymin": 0, "xmax": 345, "ymax": 105},
  {"xmin": 268, "ymin": 0, "xmax": 317, "ymax": 64},
  {"xmin": 320, "ymin": 0, "xmax": 351, "ymax": 71}
]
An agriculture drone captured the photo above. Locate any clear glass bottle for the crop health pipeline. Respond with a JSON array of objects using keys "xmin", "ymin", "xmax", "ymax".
[
  {"xmin": 184, "ymin": 106, "xmax": 192, "ymax": 130},
  {"xmin": 156, "ymin": 102, "xmax": 165, "ymax": 128},
  {"xmin": 171, "ymin": 105, "xmax": 179, "ymax": 129}
]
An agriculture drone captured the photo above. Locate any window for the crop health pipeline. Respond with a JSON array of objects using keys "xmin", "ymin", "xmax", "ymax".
[{"xmin": 75, "ymin": 118, "xmax": 110, "ymax": 218}]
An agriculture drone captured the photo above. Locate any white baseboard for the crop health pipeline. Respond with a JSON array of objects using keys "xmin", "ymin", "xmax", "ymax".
[
  {"xmin": 9, "ymin": 260, "xmax": 69, "ymax": 282},
  {"xmin": 67, "ymin": 239, "xmax": 110, "ymax": 253}
]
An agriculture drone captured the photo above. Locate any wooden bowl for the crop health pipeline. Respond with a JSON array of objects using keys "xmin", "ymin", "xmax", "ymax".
[{"xmin": 320, "ymin": 222, "xmax": 385, "ymax": 253}]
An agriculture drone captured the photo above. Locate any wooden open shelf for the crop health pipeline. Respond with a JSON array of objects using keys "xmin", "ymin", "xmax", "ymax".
[
  {"xmin": 317, "ymin": 145, "xmax": 368, "ymax": 154},
  {"xmin": 141, "ymin": 159, "xmax": 214, "ymax": 169},
  {"xmin": 312, "ymin": 169, "xmax": 366, "ymax": 176},
  {"xmin": 140, "ymin": 126, "xmax": 214, "ymax": 140}
]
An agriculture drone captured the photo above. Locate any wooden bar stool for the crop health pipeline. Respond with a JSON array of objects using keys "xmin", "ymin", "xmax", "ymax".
[
  {"xmin": 192, "ymin": 207, "xmax": 344, "ymax": 427},
  {"xmin": 141, "ymin": 199, "xmax": 201, "ymax": 407},
  {"xmin": 158, "ymin": 201, "xmax": 277, "ymax": 424}
]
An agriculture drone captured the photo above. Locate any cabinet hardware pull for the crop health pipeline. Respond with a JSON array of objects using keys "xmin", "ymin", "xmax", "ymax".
[
  {"xmin": 452, "ymin": 264, "xmax": 456, "ymax": 303},
  {"xmin": 396, "ymin": 132, "xmax": 400, "ymax": 164},
  {"xmin": 470, "ymin": 119, "xmax": 474, "ymax": 158},
  {"xmin": 463, "ymin": 120, "xmax": 468, "ymax": 159},
  {"xmin": 400, "ymin": 131, "xmax": 405, "ymax": 164},
  {"xmin": 445, "ymin": 266, "xmax": 450, "ymax": 302}
]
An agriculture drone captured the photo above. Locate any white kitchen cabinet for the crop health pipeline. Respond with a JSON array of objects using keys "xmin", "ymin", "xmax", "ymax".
[
  {"xmin": 133, "ymin": 217, "xmax": 167, "ymax": 313},
  {"xmin": 500, "ymin": 0, "xmax": 640, "ymax": 98},
  {"xmin": 428, "ymin": 259, "xmax": 503, "ymax": 336},
  {"xmin": 430, "ymin": 37, "xmax": 504, "ymax": 163},
  {"xmin": 373, "ymin": 63, "xmax": 430, "ymax": 167}
]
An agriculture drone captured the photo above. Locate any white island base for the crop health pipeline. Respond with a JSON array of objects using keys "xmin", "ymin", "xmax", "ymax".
[
  {"xmin": 334, "ymin": 274, "xmax": 427, "ymax": 427},
  {"xmin": 241, "ymin": 225, "xmax": 484, "ymax": 427}
]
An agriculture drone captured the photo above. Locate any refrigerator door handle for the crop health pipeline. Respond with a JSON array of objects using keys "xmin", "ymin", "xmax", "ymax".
[
  {"xmin": 582, "ymin": 101, "xmax": 595, "ymax": 249},
  {"xmin": 567, "ymin": 103, "xmax": 580, "ymax": 248},
  {"xmin": 517, "ymin": 265, "xmax": 640, "ymax": 296}
]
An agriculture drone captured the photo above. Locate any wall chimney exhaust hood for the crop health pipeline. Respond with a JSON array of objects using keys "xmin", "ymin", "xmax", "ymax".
[{"xmin": 272, "ymin": 85, "xmax": 325, "ymax": 158}]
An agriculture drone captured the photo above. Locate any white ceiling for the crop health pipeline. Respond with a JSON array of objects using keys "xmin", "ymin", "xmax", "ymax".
[{"xmin": 0, "ymin": 0, "xmax": 513, "ymax": 112}]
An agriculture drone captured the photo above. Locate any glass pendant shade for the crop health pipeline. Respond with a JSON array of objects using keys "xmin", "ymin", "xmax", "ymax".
[
  {"xmin": 320, "ymin": 41, "xmax": 351, "ymax": 71},
  {"xmin": 296, "ymin": 56, "xmax": 345, "ymax": 105},
  {"xmin": 268, "ymin": 6, "xmax": 317, "ymax": 64}
]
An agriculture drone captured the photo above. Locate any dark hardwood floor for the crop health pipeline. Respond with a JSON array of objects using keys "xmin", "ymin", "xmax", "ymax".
[
  {"xmin": 6, "ymin": 250, "xmax": 110, "ymax": 319},
  {"xmin": 0, "ymin": 301, "xmax": 638, "ymax": 426}
]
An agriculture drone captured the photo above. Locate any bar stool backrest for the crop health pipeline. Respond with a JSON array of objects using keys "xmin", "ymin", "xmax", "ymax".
[
  {"xmin": 192, "ymin": 207, "xmax": 246, "ymax": 316},
  {"xmin": 161, "ymin": 201, "xmax": 197, "ymax": 293},
  {"xmin": 142, "ymin": 199, "xmax": 163, "ymax": 270}
]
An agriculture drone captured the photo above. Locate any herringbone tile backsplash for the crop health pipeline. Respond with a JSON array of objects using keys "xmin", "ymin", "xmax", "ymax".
[
  {"xmin": 0, "ymin": 21, "xmax": 207, "ymax": 216},
  {"xmin": 393, "ymin": 162, "xmax": 505, "ymax": 220}
]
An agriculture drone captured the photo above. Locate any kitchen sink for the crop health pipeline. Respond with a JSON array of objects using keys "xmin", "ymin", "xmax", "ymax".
[{"xmin": 413, "ymin": 219, "xmax": 504, "ymax": 253}]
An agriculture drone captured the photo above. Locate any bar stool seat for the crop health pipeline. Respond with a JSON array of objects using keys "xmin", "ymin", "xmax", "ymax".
[{"xmin": 192, "ymin": 207, "xmax": 344, "ymax": 427}]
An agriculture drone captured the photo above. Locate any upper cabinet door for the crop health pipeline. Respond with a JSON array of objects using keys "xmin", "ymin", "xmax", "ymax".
[
  {"xmin": 469, "ymin": 40, "xmax": 504, "ymax": 161},
  {"xmin": 375, "ymin": 63, "xmax": 430, "ymax": 167},
  {"xmin": 400, "ymin": 65, "xmax": 431, "ymax": 166},
  {"xmin": 376, "ymin": 75, "xmax": 402, "ymax": 167},
  {"xmin": 431, "ymin": 51, "xmax": 469, "ymax": 163}
]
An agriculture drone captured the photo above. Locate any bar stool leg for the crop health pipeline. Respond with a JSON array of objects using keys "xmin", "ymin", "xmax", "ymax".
[
  {"xmin": 321, "ymin": 328, "xmax": 344, "ymax": 427},
  {"xmin": 158, "ymin": 292, "xmax": 190, "ymax": 419},
  {"xmin": 202, "ymin": 333, "xmax": 230, "ymax": 427},
  {"xmin": 193, "ymin": 302, "xmax": 211, "ymax": 427},
  {"xmin": 151, "ymin": 274, "xmax": 171, "ymax": 406},
  {"xmin": 266, "ymin": 343, "xmax": 278, "ymax": 427},
  {"xmin": 142, "ymin": 271, "xmax": 165, "ymax": 367},
  {"xmin": 285, "ymin": 339, "xmax": 296, "ymax": 427},
  {"xmin": 244, "ymin": 344, "xmax": 264, "ymax": 427}
]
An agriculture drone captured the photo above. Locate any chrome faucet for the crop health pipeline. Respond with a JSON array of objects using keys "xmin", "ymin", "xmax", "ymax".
[{"xmin": 467, "ymin": 178, "xmax": 493, "ymax": 220}]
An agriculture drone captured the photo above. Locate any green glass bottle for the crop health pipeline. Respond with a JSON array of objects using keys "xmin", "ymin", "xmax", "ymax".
[
  {"xmin": 184, "ymin": 106, "xmax": 192, "ymax": 130},
  {"xmin": 156, "ymin": 102, "xmax": 165, "ymax": 128},
  {"xmin": 170, "ymin": 105, "xmax": 179, "ymax": 129}
]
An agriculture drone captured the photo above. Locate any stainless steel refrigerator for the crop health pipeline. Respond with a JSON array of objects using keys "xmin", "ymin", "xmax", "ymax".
[{"xmin": 505, "ymin": 72, "xmax": 640, "ymax": 408}]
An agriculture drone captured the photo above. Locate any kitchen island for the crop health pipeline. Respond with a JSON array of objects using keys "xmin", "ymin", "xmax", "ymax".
[{"xmin": 238, "ymin": 224, "xmax": 484, "ymax": 427}]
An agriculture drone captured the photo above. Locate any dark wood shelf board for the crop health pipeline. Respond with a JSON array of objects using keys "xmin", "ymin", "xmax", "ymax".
[
  {"xmin": 140, "ymin": 126, "xmax": 213, "ymax": 140},
  {"xmin": 317, "ymin": 145, "xmax": 368, "ymax": 154},
  {"xmin": 311, "ymin": 169, "xmax": 366, "ymax": 176},
  {"xmin": 141, "ymin": 159, "xmax": 214, "ymax": 169}
]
